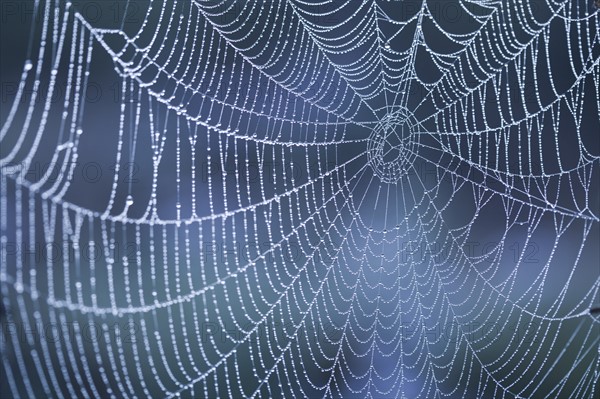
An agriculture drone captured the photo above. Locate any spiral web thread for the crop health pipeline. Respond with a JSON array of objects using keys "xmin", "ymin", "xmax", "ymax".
[{"xmin": 1, "ymin": 0, "xmax": 599, "ymax": 397}]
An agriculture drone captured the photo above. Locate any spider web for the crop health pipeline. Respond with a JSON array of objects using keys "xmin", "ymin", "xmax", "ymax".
[{"xmin": 1, "ymin": 0, "xmax": 599, "ymax": 397}]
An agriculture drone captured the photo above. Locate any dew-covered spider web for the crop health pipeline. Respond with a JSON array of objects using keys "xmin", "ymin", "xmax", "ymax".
[{"xmin": 1, "ymin": 0, "xmax": 599, "ymax": 397}]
